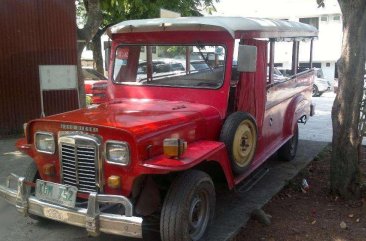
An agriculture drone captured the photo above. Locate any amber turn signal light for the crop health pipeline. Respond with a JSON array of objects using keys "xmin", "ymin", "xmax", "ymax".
[
  {"xmin": 43, "ymin": 163, "xmax": 55, "ymax": 176},
  {"xmin": 108, "ymin": 175, "xmax": 121, "ymax": 189},
  {"xmin": 163, "ymin": 138, "xmax": 187, "ymax": 158}
]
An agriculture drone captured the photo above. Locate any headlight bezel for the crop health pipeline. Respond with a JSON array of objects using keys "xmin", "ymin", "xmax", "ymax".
[
  {"xmin": 105, "ymin": 140, "xmax": 130, "ymax": 166},
  {"xmin": 34, "ymin": 131, "xmax": 55, "ymax": 154}
]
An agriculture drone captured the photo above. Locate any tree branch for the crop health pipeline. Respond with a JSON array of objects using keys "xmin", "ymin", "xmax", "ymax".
[{"xmin": 77, "ymin": 0, "xmax": 103, "ymax": 42}]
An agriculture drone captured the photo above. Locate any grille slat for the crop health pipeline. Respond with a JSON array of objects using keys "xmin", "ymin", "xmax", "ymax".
[
  {"xmin": 77, "ymin": 154, "xmax": 95, "ymax": 159},
  {"xmin": 60, "ymin": 140, "xmax": 98, "ymax": 192}
]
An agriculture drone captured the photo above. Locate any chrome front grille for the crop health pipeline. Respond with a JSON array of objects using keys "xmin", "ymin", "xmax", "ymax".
[{"xmin": 59, "ymin": 133, "xmax": 102, "ymax": 193}]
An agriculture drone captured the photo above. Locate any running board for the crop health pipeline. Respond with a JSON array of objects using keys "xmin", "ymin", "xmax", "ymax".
[{"xmin": 235, "ymin": 168, "xmax": 270, "ymax": 193}]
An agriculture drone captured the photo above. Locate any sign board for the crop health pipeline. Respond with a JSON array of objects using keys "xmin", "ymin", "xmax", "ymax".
[
  {"xmin": 160, "ymin": 8, "xmax": 181, "ymax": 18},
  {"xmin": 38, "ymin": 65, "xmax": 79, "ymax": 117},
  {"xmin": 39, "ymin": 65, "xmax": 77, "ymax": 90},
  {"xmin": 237, "ymin": 45, "xmax": 257, "ymax": 72}
]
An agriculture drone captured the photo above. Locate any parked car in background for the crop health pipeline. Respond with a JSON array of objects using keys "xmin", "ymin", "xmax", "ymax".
[
  {"xmin": 312, "ymin": 68, "xmax": 331, "ymax": 97},
  {"xmin": 278, "ymin": 67, "xmax": 330, "ymax": 97},
  {"xmin": 83, "ymin": 68, "xmax": 108, "ymax": 104}
]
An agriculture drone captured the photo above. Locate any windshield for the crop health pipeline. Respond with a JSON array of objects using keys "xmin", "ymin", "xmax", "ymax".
[{"xmin": 113, "ymin": 44, "xmax": 226, "ymax": 89}]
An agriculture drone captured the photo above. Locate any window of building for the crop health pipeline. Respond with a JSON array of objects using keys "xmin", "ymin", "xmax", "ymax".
[
  {"xmin": 333, "ymin": 15, "xmax": 341, "ymax": 21},
  {"xmin": 152, "ymin": 46, "xmax": 157, "ymax": 54},
  {"xmin": 141, "ymin": 46, "xmax": 145, "ymax": 53},
  {"xmin": 320, "ymin": 16, "xmax": 328, "ymax": 22},
  {"xmin": 299, "ymin": 17, "xmax": 319, "ymax": 29}
]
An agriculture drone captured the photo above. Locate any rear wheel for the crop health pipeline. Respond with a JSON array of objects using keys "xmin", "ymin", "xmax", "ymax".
[
  {"xmin": 160, "ymin": 170, "xmax": 215, "ymax": 241},
  {"xmin": 312, "ymin": 84, "xmax": 319, "ymax": 97},
  {"xmin": 278, "ymin": 124, "xmax": 299, "ymax": 162}
]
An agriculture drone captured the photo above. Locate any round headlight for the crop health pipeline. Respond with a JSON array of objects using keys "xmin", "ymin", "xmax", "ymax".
[
  {"xmin": 35, "ymin": 132, "xmax": 55, "ymax": 154},
  {"xmin": 105, "ymin": 141, "xmax": 130, "ymax": 166}
]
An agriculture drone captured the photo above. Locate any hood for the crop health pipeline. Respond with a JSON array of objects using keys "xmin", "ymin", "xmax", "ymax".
[{"xmin": 44, "ymin": 98, "xmax": 222, "ymax": 140}]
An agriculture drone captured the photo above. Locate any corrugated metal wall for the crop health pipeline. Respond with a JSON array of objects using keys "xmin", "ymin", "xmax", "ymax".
[{"xmin": 0, "ymin": 0, "xmax": 78, "ymax": 137}]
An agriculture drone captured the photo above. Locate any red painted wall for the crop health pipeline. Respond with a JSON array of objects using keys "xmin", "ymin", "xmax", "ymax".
[{"xmin": 0, "ymin": 0, "xmax": 78, "ymax": 137}]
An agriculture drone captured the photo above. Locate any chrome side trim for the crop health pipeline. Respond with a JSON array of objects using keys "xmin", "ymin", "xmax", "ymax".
[{"xmin": 0, "ymin": 176, "xmax": 142, "ymax": 238}]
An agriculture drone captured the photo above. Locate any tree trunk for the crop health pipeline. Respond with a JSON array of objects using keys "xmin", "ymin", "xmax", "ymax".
[
  {"xmin": 77, "ymin": 42, "xmax": 86, "ymax": 108},
  {"xmin": 92, "ymin": 29, "xmax": 104, "ymax": 73},
  {"xmin": 331, "ymin": 0, "xmax": 366, "ymax": 199},
  {"xmin": 76, "ymin": 0, "xmax": 103, "ymax": 108}
]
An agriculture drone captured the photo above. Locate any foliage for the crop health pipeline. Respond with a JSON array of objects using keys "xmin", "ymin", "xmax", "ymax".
[
  {"xmin": 158, "ymin": 46, "xmax": 189, "ymax": 58},
  {"xmin": 77, "ymin": 0, "xmax": 218, "ymax": 30}
]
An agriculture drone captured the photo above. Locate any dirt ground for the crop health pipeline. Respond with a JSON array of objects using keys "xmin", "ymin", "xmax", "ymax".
[{"xmin": 234, "ymin": 146, "xmax": 366, "ymax": 241}]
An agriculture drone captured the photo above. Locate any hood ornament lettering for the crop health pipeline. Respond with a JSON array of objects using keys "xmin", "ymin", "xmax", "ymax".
[{"xmin": 61, "ymin": 124, "xmax": 98, "ymax": 133}]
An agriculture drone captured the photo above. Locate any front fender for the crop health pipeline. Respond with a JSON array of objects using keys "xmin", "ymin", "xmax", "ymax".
[{"xmin": 140, "ymin": 140, "xmax": 235, "ymax": 189}]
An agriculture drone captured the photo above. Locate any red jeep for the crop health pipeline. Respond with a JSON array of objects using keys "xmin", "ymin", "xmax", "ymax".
[{"xmin": 0, "ymin": 17, "xmax": 317, "ymax": 240}]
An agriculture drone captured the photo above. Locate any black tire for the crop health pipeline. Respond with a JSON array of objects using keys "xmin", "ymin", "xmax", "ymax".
[
  {"xmin": 312, "ymin": 84, "xmax": 319, "ymax": 97},
  {"xmin": 24, "ymin": 162, "xmax": 45, "ymax": 222},
  {"xmin": 220, "ymin": 112, "xmax": 257, "ymax": 175},
  {"xmin": 160, "ymin": 170, "xmax": 215, "ymax": 241},
  {"xmin": 278, "ymin": 124, "xmax": 299, "ymax": 162}
]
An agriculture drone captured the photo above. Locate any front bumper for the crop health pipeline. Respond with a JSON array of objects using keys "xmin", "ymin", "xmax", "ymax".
[{"xmin": 0, "ymin": 174, "xmax": 142, "ymax": 238}]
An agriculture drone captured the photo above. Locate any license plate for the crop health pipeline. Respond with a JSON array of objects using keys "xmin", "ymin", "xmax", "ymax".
[{"xmin": 35, "ymin": 180, "xmax": 77, "ymax": 208}]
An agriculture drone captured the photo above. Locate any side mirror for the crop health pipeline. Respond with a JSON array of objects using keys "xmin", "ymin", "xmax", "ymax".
[{"xmin": 237, "ymin": 45, "xmax": 257, "ymax": 72}]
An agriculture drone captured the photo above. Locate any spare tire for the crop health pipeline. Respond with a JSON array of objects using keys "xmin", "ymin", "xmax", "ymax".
[{"xmin": 220, "ymin": 112, "xmax": 257, "ymax": 174}]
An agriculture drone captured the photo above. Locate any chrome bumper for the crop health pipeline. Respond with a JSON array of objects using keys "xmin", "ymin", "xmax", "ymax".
[{"xmin": 0, "ymin": 174, "xmax": 142, "ymax": 238}]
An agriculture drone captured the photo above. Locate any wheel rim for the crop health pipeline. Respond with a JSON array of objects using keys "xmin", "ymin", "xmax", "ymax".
[
  {"xmin": 232, "ymin": 119, "xmax": 256, "ymax": 167},
  {"xmin": 289, "ymin": 127, "xmax": 298, "ymax": 156},
  {"xmin": 189, "ymin": 191, "xmax": 210, "ymax": 240},
  {"xmin": 312, "ymin": 85, "xmax": 317, "ymax": 96}
]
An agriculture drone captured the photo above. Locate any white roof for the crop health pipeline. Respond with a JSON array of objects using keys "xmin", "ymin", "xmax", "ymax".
[{"xmin": 108, "ymin": 16, "xmax": 318, "ymax": 39}]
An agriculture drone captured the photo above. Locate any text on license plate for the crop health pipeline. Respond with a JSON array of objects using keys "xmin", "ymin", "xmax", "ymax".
[{"xmin": 35, "ymin": 180, "xmax": 77, "ymax": 208}]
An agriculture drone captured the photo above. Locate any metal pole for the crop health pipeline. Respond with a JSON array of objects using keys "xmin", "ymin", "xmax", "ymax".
[
  {"xmin": 269, "ymin": 39, "xmax": 275, "ymax": 84},
  {"xmin": 39, "ymin": 66, "xmax": 45, "ymax": 117},
  {"xmin": 309, "ymin": 38, "xmax": 314, "ymax": 68}
]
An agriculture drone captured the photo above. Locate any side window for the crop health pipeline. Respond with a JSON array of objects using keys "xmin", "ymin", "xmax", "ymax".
[
  {"xmin": 267, "ymin": 39, "xmax": 314, "ymax": 85},
  {"xmin": 272, "ymin": 41, "xmax": 293, "ymax": 82}
]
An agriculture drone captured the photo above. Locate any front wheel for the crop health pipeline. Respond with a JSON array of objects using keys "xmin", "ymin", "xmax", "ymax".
[{"xmin": 160, "ymin": 170, "xmax": 215, "ymax": 241}]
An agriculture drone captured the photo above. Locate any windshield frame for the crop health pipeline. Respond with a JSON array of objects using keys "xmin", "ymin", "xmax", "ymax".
[{"xmin": 111, "ymin": 43, "xmax": 228, "ymax": 90}]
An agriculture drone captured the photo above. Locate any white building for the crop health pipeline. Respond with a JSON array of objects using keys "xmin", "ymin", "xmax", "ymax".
[{"xmin": 212, "ymin": 0, "xmax": 343, "ymax": 82}]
